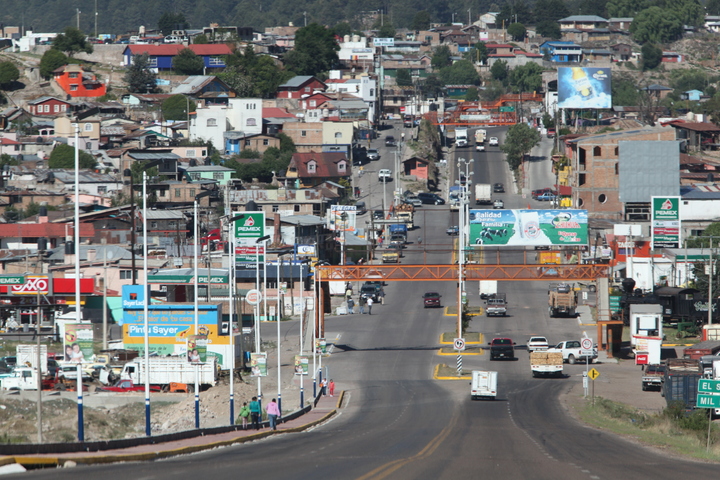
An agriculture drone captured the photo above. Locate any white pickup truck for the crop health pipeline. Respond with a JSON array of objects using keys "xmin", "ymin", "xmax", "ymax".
[
  {"xmin": 546, "ymin": 340, "xmax": 598, "ymax": 364},
  {"xmin": 530, "ymin": 351, "xmax": 563, "ymax": 378}
]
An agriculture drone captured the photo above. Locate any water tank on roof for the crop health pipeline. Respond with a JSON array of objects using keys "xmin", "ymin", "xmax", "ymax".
[
  {"xmin": 65, "ymin": 241, "xmax": 74, "ymax": 255},
  {"xmin": 189, "ymin": 159, "xmax": 197, "ymax": 167},
  {"xmin": 39, "ymin": 206, "xmax": 47, "ymax": 217},
  {"xmin": 352, "ymin": 35, "xmax": 360, "ymax": 43},
  {"xmin": 37, "ymin": 238, "xmax": 47, "ymax": 251},
  {"xmin": 343, "ymin": 35, "xmax": 350, "ymax": 43},
  {"xmin": 622, "ymin": 278, "xmax": 636, "ymax": 294},
  {"xmin": 246, "ymin": 200, "xmax": 258, "ymax": 211}
]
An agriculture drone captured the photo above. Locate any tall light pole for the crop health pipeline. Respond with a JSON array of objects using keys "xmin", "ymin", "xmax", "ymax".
[
  {"xmin": 227, "ymin": 214, "xmax": 245, "ymax": 424},
  {"xmin": 73, "ymin": 120, "xmax": 83, "ymax": 442},
  {"xmin": 456, "ymin": 158, "xmax": 473, "ymax": 340},
  {"xmin": 254, "ymin": 234, "xmax": 271, "ymax": 411},
  {"xmin": 276, "ymin": 256, "xmax": 283, "ymax": 416},
  {"xmin": 194, "ymin": 189, "xmax": 213, "ymax": 429},
  {"xmin": 140, "ymin": 159, "xmax": 162, "ymax": 436}
]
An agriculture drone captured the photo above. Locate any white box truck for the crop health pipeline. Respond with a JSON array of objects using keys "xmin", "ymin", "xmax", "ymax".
[
  {"xmin": 471, "ymin": 370, "xmax": 497, "ymax": 400},
  {"xmin": 474, "ymin": 184, "xmax": 492, "ymax": 205},
  {"xmin": 629, "ymin": 304, "xmax": 663, "ymax": 347},
  {"xmin": 120, "ymin": 356, "xmax": 219, "ymax": 392},
  {"xmin": 455, "ymin": 127, "xmax": 468, "ymax": 147},
  {"xmin": 16, "ymin": 345, "xmax": 47, "ymax": 374}
]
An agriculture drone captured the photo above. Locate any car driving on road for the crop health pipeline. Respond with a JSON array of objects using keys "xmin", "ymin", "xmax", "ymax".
[
  {"xmin": 446, "ymin": 226, "xmax": 459, "ymax": 236},
  {"xmin": 493, "ymin": 183, "xmax": 504, "ymax": 193},
  {"xmin": 367, "ymin": 149, "xmax": 380, "ymax": 160},
  {"xmin": 422, "ymin": 292, "xmax": 442, "ymax": 308},
  {"xmin": 493, "ymin": 199, "xmax": 504, "ymax": 209},
  {"xmin": 488, "ymin": 137, "xmax": 499, "ymax": 146}
]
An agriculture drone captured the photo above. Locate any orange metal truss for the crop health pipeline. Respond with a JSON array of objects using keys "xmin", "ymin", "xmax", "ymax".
[
  {"xmin": 316, "ymin": 264, "xmax": 610, "ymax": 282},
  {"xmin": 423, "ymin": 93, "xmax": 546, "ymax": 127}
]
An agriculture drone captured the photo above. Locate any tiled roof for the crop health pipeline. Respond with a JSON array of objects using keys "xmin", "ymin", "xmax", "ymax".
[
  {"xmin": 290, "ymin": 152, "xmax": 350, "ymax": 179},
  {"xmin": 670, "ymin": 122, "xmax": 720, "ymax": 133},
  {"xmin": 0, "ymin": 223, "xmax": 94, "ymax": 238}
]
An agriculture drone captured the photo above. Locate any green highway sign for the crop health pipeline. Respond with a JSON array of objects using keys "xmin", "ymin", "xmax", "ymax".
[
  {"xmin": 0, "ymin": 275, "xmax": 24, "ymax": 285},
  {"xmin": 696, "ymin": 394, "xmax": 720, "ymax": 409},
  {"xmin": 499, "ymin": 106, "xmax": 514, "ymax": 112},
  {"xmin": 609, "ymin": 296, "xmax": 621, "ymax": 312},
  {"xmin": 698, "ymin": 379, "xmax": 720, "ymax": 394}
]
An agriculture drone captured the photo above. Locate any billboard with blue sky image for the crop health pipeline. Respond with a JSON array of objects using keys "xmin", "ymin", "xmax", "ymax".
[{"xmin": 557, "ymin": 67, "xmax": 612, "ymax": 109}]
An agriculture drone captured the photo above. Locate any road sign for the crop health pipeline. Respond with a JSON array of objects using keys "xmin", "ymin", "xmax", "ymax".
[
  {"xmin": 697, "ymin": 394, "xmax": 720, "ymax": 409},
  {"xmin": 581, "ymin": 338, "xmax": 593, "ymax": 350},
  {"xmin": 246, "ymin": 289, "xmax": 262, "ymax": 306},
  {"xmin": 454, "ymin": 338, "xmax": 465, "ymax": 351},
  {"xmin": 499, "ymin": 106, "xmax": 514, "ymax": 112},
  {"xmin": 698, "ymin": 379, "xmax": 720, "ymax": 394},
  {"xmin": 0, "ymin": 275, "xmax": 24, "ymax": 285},
  {"xmin": 587, "ymin": 368, "xmax": 600, "ymax": 380}
]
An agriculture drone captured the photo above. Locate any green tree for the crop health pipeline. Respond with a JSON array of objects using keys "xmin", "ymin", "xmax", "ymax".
[
  {"xmin": 158, "ymin": 12, "xmax": 188, "ymax": 36},
  {"xmin": 704, "ymin": 93, "xmax": 720, "ymax": 125},
  {"xmin": 490, "ymin": 60, "xmax": 510, "ymax": 85},
  {"xmin": 52, "ymin": 27, "xmax": 93, "ymax": 57},
  {"xmin": 464, "ymin": 42, "xmax": 489, "ymax": 64},
  {"xmin": 173, "ymin": 48, "xmax": 204, "ymax": 75},
  {"xmin": 192, "ymin": 34, "xmax": 209, "ymax": 44},
  {"xmin": 509, "ymin": 63, "xmax": 543, "ymax": 93},
  {"xmin": 480, "ymin": 80, "xmax": 507, "ymax": 102},
  {"xmin": 377, "ymin": 24, "xmax": 396, "ymax": 38},
  {"xmin": 48, "ymin": 143, "xmax": 96, "ymax": 169},
  {"xmin": 641, "ymin": 42, "xmax": 662, "ymax": 70},
  {"xmin": 465, "ymin": 86, "xmax": 479, "ymax": 101},
  {"xmin": 709, "ymin": 0, "xmax": 720, "ymax": 15},
  {"xmin": 162, "ymin": 95, "xmax": 196, "ymax": 121},
  {"xmin": 0, "ymin": 62, "xmax": 19, "ymax": 89},
  {"xmin": 224, "ymin": 45, "xmax": 294, "ymax": 98},
  {"xmin": 431, "ymin": 45, "xmax": 452, "ymax": 70},
  {"xmin": 612, "ymin": 73, "xmax": 641, "ymax": 105},
  {"xmin": 283, "ymin": 23, "xmax": 339, "ymax": 76},
  {"xmin": 630, "ymin": 6, "xmax": 683, "ymax": 43},
  {"xmin": 332, "ymin": 22, "xmax": 353, "ymax": 38},
  {"xmin": 536, "ymin": 20, "xmax": 562, "ymax": 39},
  {"xmin": 534, "ymin": 0, "xmax": 570, "ymax": 30},
  {"xmin": 411, "ymin": 11, "xmax": 432, "ymax": 31},
  {"xmin": 418, "ymin": 74, "xmax": 444, "ymax": 98},
  {"xmin": 39, "ymin": 49, "xmax": 68, "ymax": 79},
  {"xmin": 575, "ymin": 0, "xmax": 609, "ymax": 16},
  {"xmin": 396, "ymin": 69, "xmax": 413, "ymax": 86},
  {"xmin": 124, "ymin": 54, "xmax": 157, "ymax": 93},
  {"xmin": 217, "ymin": 65, "xmax": 253, "ymax": 97},
  {"xmin": 669, "ymin": 69, "xmax": 708, "ymax": 94},
  {"xmin": 507, "ymin": 23, "xmax": 526, "ymax": 42},
  {"xmin": 439, "ymin": 60, "xmax": 480, "ymax": 85},
  {"xmin": 542, "ymin": 112, "xmax": 555, "ymax": 129},
  {"xmin": 500, "ymin": 123, "xmax": 541, "ymax": 170}
]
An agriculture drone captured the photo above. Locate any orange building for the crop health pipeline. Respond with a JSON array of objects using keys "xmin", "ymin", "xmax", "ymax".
[{"xmin": 53, "ymin": 64, "xmax": 106, "ymax": 98}]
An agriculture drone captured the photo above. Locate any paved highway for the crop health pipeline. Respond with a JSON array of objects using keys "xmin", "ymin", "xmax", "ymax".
[{"xmin": 15, "ymin": 124, "xmax": 719, "ymax": 478}]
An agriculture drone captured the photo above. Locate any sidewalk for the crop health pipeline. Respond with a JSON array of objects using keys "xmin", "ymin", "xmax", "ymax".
[{"xmin": 0, "ymin": 393, "xmax": 343, "ymax": 468}]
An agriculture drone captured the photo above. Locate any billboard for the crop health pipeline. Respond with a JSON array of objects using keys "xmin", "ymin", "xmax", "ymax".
[
  {"xmin": 557, "ymin": 67, "xmax": 611, "ymax": 109},
  {"xmin": 328, "ymin": 205, "xmax": 357, "ymax": 232},
  {"xmin": 652, "ymin": 196, "xmax": 681, "ymax": 249},
  {"xmin": 250, "ymin": 352, "xmax": 268, "ymax": 377},
  {"xmin": 468, "ymin": 209, "xmax": 588, "ymax": 246},
  {"xmin": 63, "ymin": 323, "xmax": 94, "ymax": 362}
]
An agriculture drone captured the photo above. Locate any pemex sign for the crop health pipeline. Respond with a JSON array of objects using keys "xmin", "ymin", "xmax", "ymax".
[
  {"xmin": 234, "ymin": 211, "xmax": 266, "ymax": 263},
  {"xmin": 651, "ymin": 197, "xmax": 680, "ymax": 249}
]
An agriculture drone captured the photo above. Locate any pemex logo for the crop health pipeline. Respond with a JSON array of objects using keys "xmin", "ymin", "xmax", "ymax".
[
  {"xmin": 661, "ymin": 199, "xmax": 674, "ymax": 210},
  {"xmin": 244, "ymin": 217, "xmax": 255, "ymax": 227}
]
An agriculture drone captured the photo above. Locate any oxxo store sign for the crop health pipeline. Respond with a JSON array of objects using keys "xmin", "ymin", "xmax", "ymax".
[{"xmin": 0, "ymin": 276, "xmax": 94, "ymax": 298}]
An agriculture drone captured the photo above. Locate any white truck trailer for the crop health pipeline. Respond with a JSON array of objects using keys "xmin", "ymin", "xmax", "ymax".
[
  {"xmin": 474, "ymin": 183, "xmax": 492, "ymax": 205},
  {"xmin": 471, "ymin": 370, "xmax": 498, "ymax": 400},
  {"xmin": 530, "ymin": 351, "xmax": 563, "ymax": 377},
  {"xmin": 120, "ymin": 356, "xmax": 219, "ymax": 392}
]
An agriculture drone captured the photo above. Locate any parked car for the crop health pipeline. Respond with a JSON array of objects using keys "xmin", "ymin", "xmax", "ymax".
[
  {"xmin": 488, "ymin": 137, "xmax": 499, "ymax": 146},
  {"xmin": 417, "ymin": 192, "xmax": 445, "ymax": 205},
  {"xmin": 373, "ymin": 210, "xmax": 384, "ymax": 220},
  {"xmin": 493, "ymin": 183, "xmax": 504, "ymax": 193},
  {"xmin": 493, "ymin": 199, "xmax": 504, "ymax": 209},
  {"xmin": 446, "ymin": 225, "xmax": 459, "ymax": 236},
  {"xmin": 423, "ymin": 292, "xmax": 442, "ymax": 308},
  {"xmin": 547, "ymin": 128, "xmax": 556, "ymax": 138},
  {"xmin": 532, "ymin": 188, "xmax": 556, "ymax": 199},
  {"xmin": 385, "ymin": 135, "xmax": 396, "ymax": 147},
  {"xmin": 355, "ymin": 201, "xmax": 367, "ymax": 215},
  {"xmin": 536, "ymin": 192, "xmax": 556, "ymax": 201},
  {"xmin": 367, "ymin": 149, "xmax": 380, "ymax": 160},
  {"xmin": 378, "ymin": 169, "xmax": 392, "ymax": 182},
  {"xmin": 403, "ymin": 196, "xmax": 422, "ymax": 207}
]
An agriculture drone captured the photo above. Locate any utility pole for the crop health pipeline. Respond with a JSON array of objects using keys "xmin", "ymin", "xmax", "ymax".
[
  {"xmin": 77, "ymin": 9, "xmax": 81, "ymax": 30},
  {"xmin": 468, "ymin": 8, "xmax": 471, "ymax": 27},
  {"xmin": 94, "ymin": 0, "xmax": 98, "ymax": 38}
]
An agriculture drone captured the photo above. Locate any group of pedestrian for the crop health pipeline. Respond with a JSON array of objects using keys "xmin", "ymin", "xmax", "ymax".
[
  {"xmin": 347, "ymin": 295, "xmax": 373, "ymax": 315},
  {"xmin": 238, "ymin": 396, "xmax": 281, "ymax": 431},
  {"xmin": 320, "ymin": 378, "xmax": 336, "ymax": 397}
]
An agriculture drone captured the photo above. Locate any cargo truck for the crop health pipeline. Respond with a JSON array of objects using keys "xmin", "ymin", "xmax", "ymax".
[
  {"xmin": 629, "ymin": 304, "xmax": 663, "ymax": 346},
  {"xmin": 16, "ymin": 345, "xmax": 48, "ymax": 374},
  {"xmin": 470, "ymin": 370, "xmax": 497, "ymax": 400},
  {"xmin": 475, "ymin": 129, "xmax": 486, "ymax": 145},
  {"xmin": 662, "ymin": 358, "xmax": 702, "ymax": 411},
  {"xmin": 474, "ymin": 183, "xmax": 492, "ymax": 205},
  {"xmin": 394, "ymin": 203, "xmax": 415, "ymax": 229},
  {"xmin": 455, "ymin": 127, "xmax": 468, "ymax": 147},
  {"xmin": 548, "ymin": 283, "xmax": 577, "ymax": 317},
  {"xmin": 388, "ymin": 224, "xmax": 408, "ymax": 246},
  {"xmin": 530, "ymin": 351, "xmax": 563, "ymax": 378},
  {"xmin": 120, "ymin": 356, "xmax": 219, "ymax": 392}
]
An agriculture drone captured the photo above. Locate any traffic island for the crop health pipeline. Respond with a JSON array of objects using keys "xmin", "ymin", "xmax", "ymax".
[
  {"xmin": 440, "ymin": 332, "xmax": 483, "ymax": 344},
  {"xmin": 433, "ymin": 364, "xmax": 472, "ymax": 380}
]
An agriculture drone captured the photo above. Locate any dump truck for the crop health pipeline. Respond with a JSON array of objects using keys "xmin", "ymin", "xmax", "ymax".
[
  {"xmin": 662, "ymin": 358, "xmax": 702, "ymax": 410},
  {"xmin": 548, "ymin": 283, "xmax": 578, "ymax": 317},
  {"xmin": 530, "ymin": 351, "xmax": 563, "ymax": 378}
]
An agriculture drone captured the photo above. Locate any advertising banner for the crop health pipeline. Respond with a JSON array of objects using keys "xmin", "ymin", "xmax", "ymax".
[
  {"xmin": 328, "ymin": 205, "xmax": 357, "ymax": 232},
  {"xmin": 187, "ymin": 334, "xmax": 208, "ymax": 363},
  {"xmin": 468, "ymin": 209, "xmax": 588, "ymax": 246},
  {"xmin": 250, "ymin": 352, "xmax": 268, "ymax": 377},
  {"xmin": 315, "ymin": 338, "xmax": 327, "ymax": 354},
  {"xmin": 294, "ymin": 355, "xmax": 309, "ymax": 375},
  {"xmin": 63, "ymin": 323, "xmax": 94, "ymax": 362},
  {"xmin": 557, "ymin": 67, "xmax": 611, "ymax": 109},
  {"xmin": 651, "ymin": 196, "xmax": 681, "ymax": 249}
]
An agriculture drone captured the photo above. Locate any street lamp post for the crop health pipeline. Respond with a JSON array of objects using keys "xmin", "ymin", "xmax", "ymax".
[
  {"xmin": 122, "ymin": 169, "xmax": 138, "ymax": 285},
  {"xmin": 340, "ymin": 212, "xmax": 348, "ymax": 265},
  {"xmin": 194, "ymin": 189, "xmax": 213, "ymax": 429},
  {"xmin": 227, "ymin": 213, "xmax": 245, "ymax": 425},
  {"xmin": 73, "ymin": 120, "xmax": 84, "ymax": 442},
  {"xmin": 456, "ymin": 158, "xmax": 474, "ymax": 340},
  {"xmin": 254, "ymin": 234, "xmax": 271, "ymax": 411}
]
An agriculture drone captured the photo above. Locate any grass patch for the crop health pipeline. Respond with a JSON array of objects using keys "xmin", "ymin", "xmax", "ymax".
[
  {"xmin": 441, "ymin": 332, "xmax": 481, "ymax": 343},
  {"xmin": 436, "ymin": 363, "xmax": 470, "ymax": 377},
  {"xmin": 574, "ymin": 396, "xmax": 720, "ymax": 460},
  {"xmin": 444, "ymin": 306, "xmax": 483, "ymax": 316}
]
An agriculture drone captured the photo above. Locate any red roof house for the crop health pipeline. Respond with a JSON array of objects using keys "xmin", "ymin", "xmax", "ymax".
[{"xmin": 286, "ymin": 152, "xmax": 350, "ymax": 187}]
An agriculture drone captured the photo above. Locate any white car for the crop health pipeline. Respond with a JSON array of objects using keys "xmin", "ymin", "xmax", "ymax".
[
  {"xmin": 378, "ymin": 169, "xmax": 392, "ymax": 182},
  {"xmin": 476, "ymin": 143, "xmax": 485, "ymax": 152},
  {"xmin": 488, "ymin": 137, "xmax": 499, "ymax": 146},
  {"xmin": 493, "ymin": 199, "xmax": 504, "ymax": 209}
]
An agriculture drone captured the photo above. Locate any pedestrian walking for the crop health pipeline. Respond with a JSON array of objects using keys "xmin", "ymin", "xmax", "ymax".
[
  {"xmin": 239, "ymin": 401, "xmax": 251, "ymax": 430},
  {"xmin": 367, "ymin": 296, "xmax": 374, "ymax": 315},
  {"xmin": 328, "ymin": 379, "xmax": 335, "ymax": 397},
  {"xmin": 266, "ymin": 398, "xmax": 280, "ymax": 430},
  {"xmin": 345, "ymin": 286, "xmax": 353, "ymax": 300},
  {"xmin": 359, "ymin": 295, "xmax": 367, "ymax": 314},
  {"xmin": 321, "ymin": 378, "xmax": 328, "ymax": 396},
  {"xmin": 347, "ymin": 296, "xmax": 355, "ymax": 314},
  {"xmin": 249, "ymin": 396, "xmax": 261, "ymax": 430}
]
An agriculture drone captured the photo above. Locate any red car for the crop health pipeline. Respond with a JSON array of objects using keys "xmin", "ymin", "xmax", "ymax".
[
  {"xmin": 97, "ymin": 380, "xmax": 162, "ymax": 393},
  {"xmin": 423, "ymin": 292, "xmax": 442, "ymax": 308}
]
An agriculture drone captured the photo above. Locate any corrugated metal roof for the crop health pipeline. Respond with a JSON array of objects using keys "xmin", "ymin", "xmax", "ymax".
[
  {"xmin": 279, "ymin": 75, "xmax": 315, "ymax": 88},
  {"xmin": 559, "ymin": 15, "xmax": 608, "ymax": 22},
  {"xmin": 141, "ymin": 210, "xmax": 185, "ymax": 220},
  {"xmin": 127, "ymin": 152, "xmax": 181, "ymax": 160}
]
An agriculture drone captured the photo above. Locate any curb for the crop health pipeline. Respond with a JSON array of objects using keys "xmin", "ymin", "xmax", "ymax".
[
  {"xmin": 439, "ymin": 334, "xmax": 484, "ymax": 345},
  {"xmin": 437, "ymin": 349, "xmax": 482, "ymax": 356},
  {"xmin": 433, "ymin": 364, "xmax": 472, "ymax": 380}
]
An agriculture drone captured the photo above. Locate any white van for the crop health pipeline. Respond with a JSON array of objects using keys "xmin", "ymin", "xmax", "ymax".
[{"xmin": 471, "ymin": 370, "xmax": 497, "ymax": 400}]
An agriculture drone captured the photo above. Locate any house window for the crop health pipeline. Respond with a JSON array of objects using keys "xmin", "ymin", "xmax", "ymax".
[
  {"xmin": 54, "ymin": 104, "xmax": 59, "ymax": 113},
  {"xmin": 313, "ymin": 204, "xmax": 322, "ymax": 215},
  {"xmin": 263, "ymin": 139, "xmax": 269, "ymax": 146},
  {"xmin": 598, "ymin": 194, "xmax": 607, "ymax": 204},
  {"xmin": 272, "ymin": 205, "xmax": 279, "ymax": 212},
  {"xmin": 245, "ymin": 103, "xmax": 256, "ymax": 110},
  {"xmin": 213, "ymin": 172, "xmax": 224, "ymax": 180},
  {"xmin": 189, "ymin": 189, "xmax": 196, "ymax": 197},
  {"xmin": 208, "ymin": 57, "xmax": 224, "ymax": 66},
  {"xmin": 370, "ymin": 88, "xmax": 374, "ymax": 96},
  {"xmin": 304, "ymin": 87, "xmax": 310, "ymax": 92},
  {"xmin": 310, "ymin": 100, "xmax": 316, "ymax": 107},
  {"xmin": 593, "ymin": 146, "xmax": 601, "ymax": 156},
  {"xmin": 61, "ymin": 105, "xmax": 67, "ymax": 112},
  {"xmin": 614, "ymin": 146, "xmax": 619, "ymax": 155},
  {"xmin": 246, "ymin": 118, "xmax": 257, "ymax": 126},
  {"xmin": 301, "ymin": 131, "xmax": 307, "ymax": 137},
  {"xmin": 245, "ymin": 140, "xmax": 251, "ymax": 146},
  {"xmin": 119, "ymin": 270, "xmax": 132, "ymax": 280},
  {"xmin": 207, "ymin": 118, "xmax": 217, "ymax": 127},
  {"xmin": 69, "ymin": 72, "xmax": 79, "ymax": 78},
  {"xmin": 175, "ymin": 189, "xmax": 181, "ymax": 197},
  {"xmin": 70, "ymin": 85, "xmax": 78, "ymax": 91},
  {"xmin": 151, "ymin": 221, "xmax": 158, "ymax": 229},
  {"xmin": 97, "ymin": 186, "xmax": 107, "ymax": 194},
  {"xmin": 338, "ymin": 161, "xmax": 346, "ymax": 172},
  {"xmin": 335, "ymin": 132, "xmax": 342, "ymax": 139},
  {"xmin": 84, "ymin": 123, "xmax": 93, "ymax": 131},
  {"xmin": 159, "ymin": 190, "xmax": 166, "ymax": 197},
  {"xmin": 186, "ymin": 149, "xmax": 196, "ymax": 157},
  {"xmin": 579, "ymin": 173, "xmax": 586, "ymax": 186},
  {"xmin": 615, "ymin": 163, "xmax": 619, "ymax": 175},
  {"xmin": 169, "ymin": 221, "xmax": 176, "ymax": 228},
  {"xmin": 85, "ymin": 142, "xmax": 92, "ymax": 149},
  {"xmin": 308, "ymin": 161, "xmax": 316, "ymax": 173},
  {"xmin": 294, "ymin": 205, "xmax": 301, "ymax": 212}
]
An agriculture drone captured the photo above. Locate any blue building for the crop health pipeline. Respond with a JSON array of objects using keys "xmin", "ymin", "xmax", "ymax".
[
  {"xmin": 539, "ymin": 41, "xmax": 583, "ymax": 63},
  {"xmin": 123, "ymin": 44, "xmax": 233, "ymax": 71}
]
